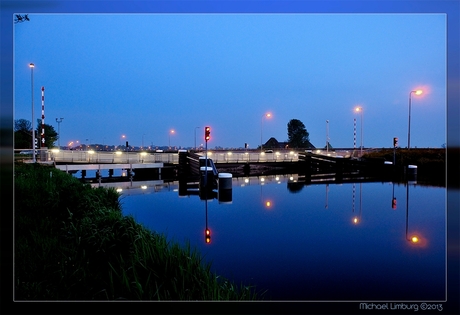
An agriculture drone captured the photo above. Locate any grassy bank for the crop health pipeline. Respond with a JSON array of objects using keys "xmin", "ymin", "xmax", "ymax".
[{"xmin": 14, "ymin": 163, "xmax": 264, "ymax": 300}]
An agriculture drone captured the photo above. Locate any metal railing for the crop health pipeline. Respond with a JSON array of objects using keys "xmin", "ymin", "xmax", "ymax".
[
  {"xmin": 48, "ymin": 150, "xmax": 180, "ymax": 164},
  {"xmin": 198, "ymin": 151, "xmax": 300, "ymax": 163}
]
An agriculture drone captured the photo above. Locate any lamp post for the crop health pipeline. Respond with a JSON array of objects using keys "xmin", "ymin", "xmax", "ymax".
[
  {"xmin": 355, "ymin": 106, "xmax": 363, "ymax": 157},
  {"xmin": 120, "ymin": 134, "xmax": 126, "ymax": 150},
  {"xmin": 29, "ymin": 63, "xmax": 35, "ymax": 162},
  {"xmin": 408, "ymin": 90, "xmax": 423, "ymax": 149},
  {"xmin": 326, "ymin": 120, "xmax": 329, "ymax": 153},
  {"xmin": 261, "ymin": 113, "xmax": 271, "ymax": 152},
  {"xmin": 142, "ymin": 133, "xmax": 146, "ymax": 149},
  {"xmin": 56, "ymin": 118, "xmax": 63, "ymax": 149},
  {"xmin": 195, "ymin": 126, "xmax": 200, "ymax": 150},
  {"xmin": 169, "ymin": 129, "xmax": 175, "ymax": 149}
]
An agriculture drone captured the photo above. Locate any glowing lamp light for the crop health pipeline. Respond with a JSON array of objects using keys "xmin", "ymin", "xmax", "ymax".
[
  {"xmin": 414, "ymin": 90, "xmax": 423, "ymax": 95},
  {"xmin": 205, "ymin": 229, "xmax": 211, "ymax": 244},
  {"xmin": 411, "ymin": 236, "xmax": 419, "ymax": 243},
  {"xmin": 353, "ymin": 217, "xmax": 360, "ymax": 224},
  {"xmin": 265, "ymin": 201, "xmax": 272, "ymax": 208},
  {"xmin": 115, "ymin": 151, "xmax": 122, "ymax": 155}
]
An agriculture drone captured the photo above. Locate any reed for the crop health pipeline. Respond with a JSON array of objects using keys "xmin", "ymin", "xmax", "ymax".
[{"xmin": 14, "ymin": 163, "xmax": 265, "ymax": 300}]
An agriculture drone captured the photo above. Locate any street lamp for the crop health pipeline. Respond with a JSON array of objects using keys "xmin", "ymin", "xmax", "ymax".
[
  {"xmin": 408, "ymin": 90, "xmax": 423, "ymax": 149},
  {"xmin": 169, "ymin": 129, "xmax": 175, "ymax": 149},
  {"xmin": 326, "ymin": 120, "xmax": 329, "ymax": 153},
  {"xmin": 29, "ymin": 63, "xmax": 35, "ymax": 162},
  {"xmin": 120, "ymin": 134, "xmax": 126, "ymax": 150},
  {"xmin": 56, "ymin": 118, "xmax": 64, "ymax": 148},
  {"xmin": 354, "ymin": 106, "xmax": 363, "ymax": 157},
  {"xmin": 195, "ymin": 126, "xmax": 200, "ymax": 150},
  {"xmin": 261, "ymin": 112, "xmax": 272, "ymax": 151}
]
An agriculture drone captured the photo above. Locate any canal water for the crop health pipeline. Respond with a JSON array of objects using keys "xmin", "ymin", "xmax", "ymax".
[{"xmin": 95, "ymin": 173, "xmax": 446, "ymax": 301}]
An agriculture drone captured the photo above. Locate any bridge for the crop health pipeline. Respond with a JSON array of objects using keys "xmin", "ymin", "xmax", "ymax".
[
  {"xmin": 46, "ymin": 148, "xmax": 360, "ymax": 165},
  {"xmin": 22, "ymin": 148, "xmax": 398, "ymax": 183}
]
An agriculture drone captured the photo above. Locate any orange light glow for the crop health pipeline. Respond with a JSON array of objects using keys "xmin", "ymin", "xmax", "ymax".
[
  {"xmin": 412, "ymin": 84, "xmax": 431, "ymax": 98},
  {"xmin": 265, "ymin": 201, "xmax": 272, "ymax": 207},
  {"xmin": 353, "ymin": 217, "xmax": 360, "ymax": 224},
  {"xmin": 407, "ymin": 233, "xmax": 428, "ymax": 248}
]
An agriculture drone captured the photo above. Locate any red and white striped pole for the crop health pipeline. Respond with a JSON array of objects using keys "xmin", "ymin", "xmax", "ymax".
[
  {"xmin": 41, "ymin": 86, "xmax": 45, "ymax": 147},
  {"xmin": 353, "ymin": 118, "xmax": 357, "ymax": 149}
]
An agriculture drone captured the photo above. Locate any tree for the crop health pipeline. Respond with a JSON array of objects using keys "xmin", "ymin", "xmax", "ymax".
[
  {"xmin": 14, "ymin": 119, "xmax": 33, "ymax": 149},
  {"xmin": 287, "ymin": 119, "xmax": 310, "ymax": 148},
  {"xmin": 14, "ymin": 118, "xmax": 59, "ymax": 149},
  {"xmin": 36, "ymin": 119, "xmax": 58, "ymax": 148},
  {"xmin": 15, "ymin": 119, "xmax": 32, "ymax": 132}
]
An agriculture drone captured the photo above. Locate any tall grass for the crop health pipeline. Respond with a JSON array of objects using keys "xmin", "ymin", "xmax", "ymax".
[{"xmin": 14, "ymin": 163, "xmax": 265, "ymax": 300}]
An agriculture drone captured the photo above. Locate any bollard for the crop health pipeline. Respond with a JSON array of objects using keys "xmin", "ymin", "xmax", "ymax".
[
  {"xmin": 199, "ymin": 166, "xmax": 214, "ymax": 190},
  {"xmin": 218, "ymin": 173, "xmax": 232, "ymax": 204},
  {"xmin": 218, "ymin": 173, "xmax": 232, "ymax": 190},
  {"xmin": 406, "ymin": 165, "xmax": 417, "ymax": 180}
]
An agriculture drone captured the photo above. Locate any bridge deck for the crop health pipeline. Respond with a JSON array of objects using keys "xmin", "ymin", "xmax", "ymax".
[{"xmin": 55, "ymin": 163, "xmax": 163, "ymax": 172}]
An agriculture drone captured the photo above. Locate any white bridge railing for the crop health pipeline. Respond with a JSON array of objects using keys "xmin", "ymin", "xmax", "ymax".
[
  {"xmin": 197, "ymin": 151, "xmax": 300, "ymax": 163},
  {"xmin": 44, "ymin": 149, "xmax": 359, "ymax": 165},
  {"xmin": 49, "ymin": 150, "xmax": 180, "ymax": 164}
]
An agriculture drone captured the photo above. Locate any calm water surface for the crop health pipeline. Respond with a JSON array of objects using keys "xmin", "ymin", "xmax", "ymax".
[{"xmin": 116, "ymin": 175, "xmax": 445, "ymax": 301}]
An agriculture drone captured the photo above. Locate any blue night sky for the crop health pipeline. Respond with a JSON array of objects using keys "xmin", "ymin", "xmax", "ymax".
[{"xmin": 5, "ymin": 1, "xmax": 456, "ymax": 151}]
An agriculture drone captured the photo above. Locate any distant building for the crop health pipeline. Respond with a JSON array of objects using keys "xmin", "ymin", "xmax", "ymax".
[{"xmin": 263, "ymin": 137, "xmax": 315, "ymax": 149}]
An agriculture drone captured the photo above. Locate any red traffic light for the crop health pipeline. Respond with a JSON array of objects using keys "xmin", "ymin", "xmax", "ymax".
[
  {"xmin": 205, "ymin": 126, "xmax": 211, "ymax": 142},
  {"xmin": 392, "ymin": 198, "xmax": 397, "ymax": 209}
]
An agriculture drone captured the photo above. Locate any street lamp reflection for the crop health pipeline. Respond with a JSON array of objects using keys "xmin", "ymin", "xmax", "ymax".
[{"xmin": 405, "ymin": 182, "xmax": 427, "ymax": 247}]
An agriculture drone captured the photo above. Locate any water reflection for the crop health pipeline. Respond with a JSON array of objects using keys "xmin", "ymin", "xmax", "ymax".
[
  {"xmin": 114, "ymin": 175, "xmax": 445, "ymax": 300},
  {"xmin": 405, "ymin": 181, "xmax": 427, "ymax": 248},
  {"xmin": 352, "ymin": 183, "xmax": 363, "ymax": 225}
]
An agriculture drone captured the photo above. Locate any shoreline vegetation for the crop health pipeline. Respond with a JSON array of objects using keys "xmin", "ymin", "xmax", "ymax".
[{"xmin": 14, "ymin": 163, "xmax": 265, "ymax": 300}]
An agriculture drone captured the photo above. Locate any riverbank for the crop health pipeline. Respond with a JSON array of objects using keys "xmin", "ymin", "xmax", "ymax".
[
  {"xmin": 14, "ymin": 163, "xmax": 264, "ymax": 300},
  {"xmin": 361, "ymin": 148, "xmax": 446, "ymax": 187}
]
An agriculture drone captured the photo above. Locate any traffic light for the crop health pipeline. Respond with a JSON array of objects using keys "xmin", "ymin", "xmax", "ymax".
[
  {"xmin": 205, "ymin": 126, "xmax": 211, "ymax": 142},
  {"xmin": 34, "ymin": 138, "xmax": 38, "ymax": 149},
  {"xmin": 392, "ymin": 197, "xmax": 397, "ymax": 209},
  {"xmin": 205, "ymin": 228, "xmax": 211, "ymax": 244},
  {"xmin": 393, "ymin": 137, "xmax": 398, "ymax": 148}
]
